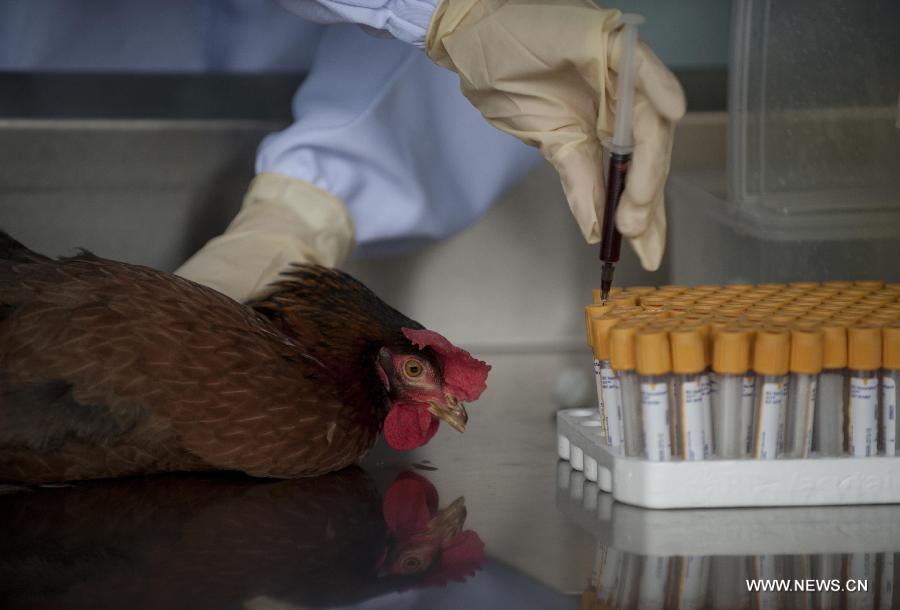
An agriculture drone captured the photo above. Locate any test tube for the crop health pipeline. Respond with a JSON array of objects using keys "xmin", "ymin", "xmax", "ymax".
[
  {"xmin": 673, "ymin": 555, "xmax": 709, "ymax": 610},
  {"xmin": 845, "ymin": 552, "xmax": 877, "ymax": 610},
  {"xmin": 613, "ymin": 552, "xmax": 641, "ymax": 610},
  {"xmin": 698, "ymin": 323, "xmax": 716, "ymax": 459},
  {"xmin": 880, "ymin": 323, "xmax": 899, "ymax": 456},
  {"xmin": 879, "ymin": 552, "xmax": 895, "ymax": 610},
  {"xmin": 846, "ymin": 325, "xmax": 882, "ymax": 457},
  {"xmin": 610, "ymin": 324, "xmax": 644, "ymax": 457},
  {"xmin": 813, "ymin": 554, "xmax": 843, "ymax": 610},
  {"xmin": 783, "ymin": 327, "xmax": 824, "ymax": 458},
  {"xmin": 815, "ymin": 322, "xmax": 848, "ymax": 456},
  {"xmin": 751, "ymin": 328, "xmax": 790, "ymax": 459},
  {"xmin": 638, "ymin": 554, "xmax": 671, "ymax": 610},
  {"xmin": 636, "ymin": 329, "xmax": 674, "ymax": 461},
  {"xmin": 591, "ymin": 315, "xmax": 625, "ymax": 454},
  {"xmin": 712, "ymin": 328, "xmax": 752, "ymax": 459},
  {"xmin": 593, "ymin": 545, "xmax": 622, "ymax": 605},
  {"xmin": 670, "ymin": 327, "xmax": 708, "ymax": 461}
]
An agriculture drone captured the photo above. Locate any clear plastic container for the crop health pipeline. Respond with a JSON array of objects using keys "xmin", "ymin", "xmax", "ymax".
[
  {"xmin": 728, "ymin": 0, "xmax": 900, "ymax": 235},
  {"xmin": 668, "ymin": 0, "xmax": 900, "ymax": 286}
]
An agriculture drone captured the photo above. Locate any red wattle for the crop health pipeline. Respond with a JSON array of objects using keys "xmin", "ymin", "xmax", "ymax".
[
  {"xmin": 382, "ymin": 471, "xmax": 440, "ymax": 536},
  {"xmin": 383, "ymin": 403, "xmax": 439, "ymax": 450}
]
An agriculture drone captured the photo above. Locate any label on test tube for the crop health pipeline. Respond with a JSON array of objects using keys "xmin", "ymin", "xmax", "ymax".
[
  {"xmin": 803, "ymin": 379, "xmax": 818, "ymax": 457},
  {"xmin": 741, "ymin": 376, "xmax": 756, "ymax": 456},
  {"xmin": 849, "ymin": 376, "xmax": 879, "ymax": 457},
  {"xmin": 600, "ymin": 364, "xmax": 625, "ymax": 452},
  {"xmin": 592, "ymin": 358, "xmax": 609, "ymax": 444},
  {"xmin": 883, "ymin": 376, "xmax": 897, "ymax": 456},
  {"xmin": 679, "ymin": 380, "xmax": 706, "ymax": 461},
  {"xmin": 778, "ymin": 377, "xmax": 790, "ymax": 454},
  {"xmin": 700, "ymin": 373, "xmax": 714, "ymax": 458},
  {"xmin": 755, "ymin": 381, "xmax": 784, "ymax": 460},
  {"xmin": 641, "ymin": 382, "xmax": 672, "ymax": 462}
]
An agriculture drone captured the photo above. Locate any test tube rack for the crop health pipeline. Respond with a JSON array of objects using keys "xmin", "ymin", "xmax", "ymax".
[{"xmin": 557, "ymin": 408, "xmax": 900, "ymax": 509}]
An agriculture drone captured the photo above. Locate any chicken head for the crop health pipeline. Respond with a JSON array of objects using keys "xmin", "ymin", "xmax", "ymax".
[{"xmin": 375, "ymin": 328, "xmax": 490, "ymax": 451}]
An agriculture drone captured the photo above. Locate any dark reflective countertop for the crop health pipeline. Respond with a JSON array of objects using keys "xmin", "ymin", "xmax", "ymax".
[{"xmin": 2, "ymin": 352, "xmax": 898, "ymax": 609}]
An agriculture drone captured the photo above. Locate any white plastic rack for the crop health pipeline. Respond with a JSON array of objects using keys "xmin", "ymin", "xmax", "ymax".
[{"xmin": 557, "ymin": 408, "xmax": 900, "ymax": 509}]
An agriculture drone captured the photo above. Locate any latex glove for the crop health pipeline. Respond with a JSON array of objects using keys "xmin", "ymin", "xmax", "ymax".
[
  {"xmin": 175, "ymin": 173, "xmax": 355, "ymax": 303},
  {"xmin": 426, "ymin": 0, "xmax": 686, "ymax": 270}
]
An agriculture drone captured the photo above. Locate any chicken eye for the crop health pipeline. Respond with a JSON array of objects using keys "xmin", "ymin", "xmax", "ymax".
[
  {"xmin": 400, "ymin": 556, "xmax": 422, "ymax": 572},
  {"xmin": 403, "ymin": 359, "xmax": 424, "ymax": 379}
]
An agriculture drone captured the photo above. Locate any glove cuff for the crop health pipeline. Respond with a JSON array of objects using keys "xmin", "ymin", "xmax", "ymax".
[
  {"xmin": 175, "ymin": 173, "xmax": 355, "ymax": 303},
  {"xmin": 239, "ymin": 172, "xmax": 356, "ymax": 269}
]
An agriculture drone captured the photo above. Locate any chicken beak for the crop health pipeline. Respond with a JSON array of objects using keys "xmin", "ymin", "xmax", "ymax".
[{"xmin": 428, "ymin": 395, "xmax": 468, "ymax": 433}]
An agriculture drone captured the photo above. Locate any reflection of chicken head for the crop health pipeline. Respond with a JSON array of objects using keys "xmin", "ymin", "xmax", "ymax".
[{"xmin": 379, "ymin": 471, "xmax": 486, "ymax": 587}]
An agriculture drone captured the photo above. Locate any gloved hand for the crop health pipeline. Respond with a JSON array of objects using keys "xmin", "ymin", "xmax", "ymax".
[
  {"xmin": 426, "ymin": 0, "xmax": 686, "ymax": 270},
  {"xmin": 175, "ymin": 173, "xmax": 355, "ymax": 303}
]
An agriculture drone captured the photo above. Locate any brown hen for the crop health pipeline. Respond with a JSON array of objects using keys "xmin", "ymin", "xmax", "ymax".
[{"xmin": 0, "ymin": 231, "xmax": 489, "ymax": 482}]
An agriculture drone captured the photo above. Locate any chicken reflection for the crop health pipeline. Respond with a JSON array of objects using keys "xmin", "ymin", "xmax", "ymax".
[{"xmin": 0, "ymin": 468, "xmax": 484, "ymax": 609}]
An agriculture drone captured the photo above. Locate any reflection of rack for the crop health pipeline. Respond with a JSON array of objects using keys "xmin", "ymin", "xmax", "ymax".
[
  {"xmin": 557, "ymin": 462, "xmax": 898, "ymax": 610},
  {"xmin": 556, "ymin": 461, "xmax": 900, "ymax": 557},
  {"xmin": 557, "ymin": 408, "xmax": 900, "ymax": 509}
]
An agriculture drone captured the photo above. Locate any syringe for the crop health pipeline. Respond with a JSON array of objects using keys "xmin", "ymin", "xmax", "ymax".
[{"xmin": 599, "ymin": 14, "xmax": 644, "ymax": 303}]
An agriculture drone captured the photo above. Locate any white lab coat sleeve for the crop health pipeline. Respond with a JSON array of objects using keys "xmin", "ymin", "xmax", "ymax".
[
  {"xmin": 277, "ymin": 0, "xmax": 437, "ymax": 47},
  {"xmin": 255, "ymin": 24, "xmax": 543, "ymax": 258}
]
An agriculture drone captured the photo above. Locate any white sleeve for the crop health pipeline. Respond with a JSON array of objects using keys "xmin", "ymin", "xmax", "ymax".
[
  {"xmin": 276, "ymin": 0, "xmax": 438, "ymax": 47},
  {"xmin": 256, "ymin": 24, "xmax": 543, "ymax": 258}
]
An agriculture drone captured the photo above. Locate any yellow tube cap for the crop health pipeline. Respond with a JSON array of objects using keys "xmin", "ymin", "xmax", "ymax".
[
  {"xmin": 848, "ymin": 325, "xmax": 882, "ymax": 371},
  {"xmin": 753, "ymin": 328, "xmax": 790, "ymax": 376},
  {"xmin": 636, "ymin": 330, "xmax": 672, "ymax": 376},
  {"xmin": 609, "ymin": 325, "xmax": 638, "ymax": 371},
  {"xmin": 670, "ymin": 328, "xmax": 706, "ymax": 374},
  {"xmin": 657, "ymin": 285, "xmax": 688, "ymax": 294},
  {"xmin": 590, "ymin": 315, "xmax": 620, "ymax": 361},
  {"xmin": 755, "ymin": 283, "xmax": 785, "ymax": 292},
  {"xmin": 854, "ymin": 280, "xmax": 885, "ymax": 291},
  {"xmin": 608, "ymin": 294, "xmax": 639, "ymax": 307},
  {"xmin": 691, "ymin": 285, "xmax": 721, "ymax": 295},
  {"xmin": 788, "ymin": 281, "xmax": 820, "ymax": 290},
  {"xmin": 820, "ymin": 322, "xmax": 847, "ymax": 369},
  {"xmin": 592, "ymin": 287, "xmax": 623, "ymax": 304},
  {"xmin": 884, "ymin": 324, "xmax": 900, "ymax": 370},
  {"xmin": 713, "ymin": 328, "xmax": 751, "ymax": 374},
  {"xmin": 721, "ymin": 283, "xmax": 754, "ymax": 292},
  {"xmin": 789, "ymin": 328, "xmax": 824, "ymax": 374},
  {"xmin": 625, "ymin": 286, "xmax": 657, "ymax": 296},
  {"xmin": 822, "ymin": 280, "xmax": 853, "ymax": 289},
  {"xmin": 640, "ymin": 294, "xmax": 669, "ymax": 309},
  {"xmin": 584, "ymin": 303, "xmax": 616, "ymax": 345}
]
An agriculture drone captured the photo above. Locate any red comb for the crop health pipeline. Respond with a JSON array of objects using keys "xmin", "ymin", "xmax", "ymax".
[{"xmin": 401, "ymin": 328, "xmax": 491, "ymax": 402}]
